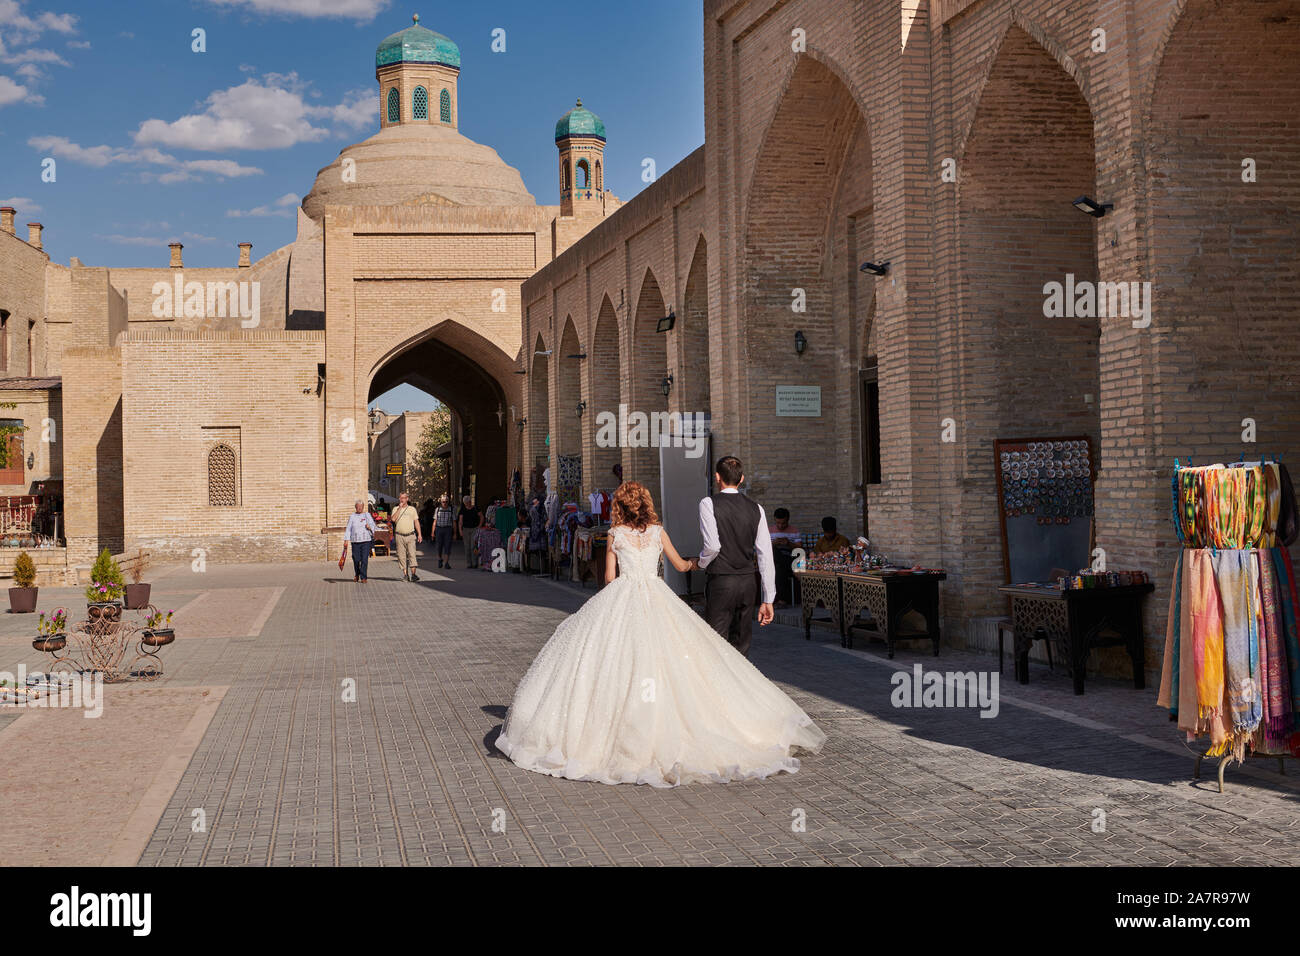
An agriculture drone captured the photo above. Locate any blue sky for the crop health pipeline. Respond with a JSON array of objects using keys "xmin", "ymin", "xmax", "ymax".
[{"xmin": 0, "ymin": 0, "xmax": 705, "ymax": 275}]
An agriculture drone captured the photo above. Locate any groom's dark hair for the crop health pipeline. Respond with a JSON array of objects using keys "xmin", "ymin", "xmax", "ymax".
[{"xmin": 715, "ymin": 456, "xmax": 744, "ymax": 487}]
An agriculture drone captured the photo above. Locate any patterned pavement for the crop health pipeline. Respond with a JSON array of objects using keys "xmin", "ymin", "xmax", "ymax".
[{"xmin": 3, "ymin": 543, "xmax": 1299, "ymax": 866}]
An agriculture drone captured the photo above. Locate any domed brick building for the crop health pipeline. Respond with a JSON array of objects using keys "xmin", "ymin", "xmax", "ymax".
[{"xmin": 0, "ymin": 14, "xmax": 621, "ymax": 571}]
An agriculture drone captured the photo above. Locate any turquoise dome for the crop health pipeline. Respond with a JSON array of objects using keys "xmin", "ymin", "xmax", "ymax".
[
  {"xmin": 555, "ymin": 100, "xmax": 606, "ymax": 142},
  {"xmin": 376, "ymin": 14, "xmax": 460, "ymax": 70}
]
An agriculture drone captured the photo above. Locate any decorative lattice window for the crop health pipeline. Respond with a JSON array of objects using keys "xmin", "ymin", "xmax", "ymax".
[
  {"xmin": 208, "ymin": 444, "xmax": 238, "ymax": 506},
  {"xmin": 413, "ymin": 86, "xmax": 428, "ymax": 120},
  {"xmin": 439, "ymin": 88, "xmax": 451, "ymax": 123},
  {"xmin": 387, "ymin": 87, "xmax": 400, "ymax": 123}
]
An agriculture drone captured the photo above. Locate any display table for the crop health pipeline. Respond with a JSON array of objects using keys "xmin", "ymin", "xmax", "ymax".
[
  {"xmin": 840, "ymin": 570, "xmax": 946, "ymax": 657},
  {"xmin": 998, "ymin": 582, "xmax": 1153, "ymax": 694},
  {"xmin": 794, "ymin": 570, "xmax": 841, "ymax": 640},
  {"xmin": 794, "ymin": 569, "xmax": 946, "ymax": 657}
]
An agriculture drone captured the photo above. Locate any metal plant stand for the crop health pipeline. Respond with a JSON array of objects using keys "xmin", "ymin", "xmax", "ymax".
[{"xmin": 34, "ymin": 604, "xmax": 174, "ymax": 683}]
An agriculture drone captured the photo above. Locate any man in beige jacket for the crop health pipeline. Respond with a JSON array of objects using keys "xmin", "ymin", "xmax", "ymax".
[{"xmin": 391, "ymin": 491, "xmax": 423, "ymax": 582}]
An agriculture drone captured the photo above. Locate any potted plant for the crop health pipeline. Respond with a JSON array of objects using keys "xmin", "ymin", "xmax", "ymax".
[
  {"xmin": 124, "ymin": 550, "xmax": 151, "ymax": 609},
  {"xmin": 85, "ymin": 548, "xmax": 125, "ymax": 620},
  {"xmin": 33, "ymin": 606, "xmax": 67, "ymax": 652},
  {"xmin": 141, "ymin": 608, "xmax": 176, "ymax": 647},
  {"xmin": 8, "ymin": 550, "xmax": 38, "ymax": 614}
]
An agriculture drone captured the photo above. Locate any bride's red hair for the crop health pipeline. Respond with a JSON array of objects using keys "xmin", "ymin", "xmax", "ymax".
[{"xmin": 611, "ymin": 481, "xmax": 658, "ymax": 531}]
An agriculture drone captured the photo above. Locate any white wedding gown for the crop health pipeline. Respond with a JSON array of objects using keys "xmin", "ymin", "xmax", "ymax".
[{"xmin": 496, "ymin": 524, "xmax": 826, "ymax": 787}]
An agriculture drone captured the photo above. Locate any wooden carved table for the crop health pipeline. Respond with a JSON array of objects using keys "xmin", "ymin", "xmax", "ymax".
[
  {"xmin": 998, "ymin": 583, "xmax": 1153, "ymax": 695},
  {"xmin": 793, "ymin": 571, "xmax": 841, "ymax": 641},
  {"xmin": 840, "ymin": 570, "xmax": 946, "ymax": 657}
]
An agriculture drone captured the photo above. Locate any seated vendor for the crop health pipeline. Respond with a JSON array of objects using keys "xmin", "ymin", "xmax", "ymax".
[
  {"xmin": 813, "ymin": 516, "xmax": 851, "ymax": 554},
  {"xmin": 769, "ymin": 508, "xmax": 800, "ymax": 607}
]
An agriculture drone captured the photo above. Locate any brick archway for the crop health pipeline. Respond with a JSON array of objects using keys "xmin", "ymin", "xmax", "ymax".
[
  {"xmin": 743, "ymin": 52, "xmax": 867, "ymax": 529},
  {"xmin": 589, "ymin": 294, "xmax": 621, "ymax": 492},
  {"xmin": 528, "ymin": 332, "xmax": 550, "ymax": 483},
  {"xmin": 955, "ymin": 23, "xmax": 1100, "ymax": 617},
  {"xmin": 680, "ymin": 236, "xmax": 710, "ymax": 418},
  {"xmin": 1146, "ymin": 0, "xmax": 1300, "ymax": 462},
  {"xmin": 631, "ymin": 267, "xmax": 668, "ymax": 502}
]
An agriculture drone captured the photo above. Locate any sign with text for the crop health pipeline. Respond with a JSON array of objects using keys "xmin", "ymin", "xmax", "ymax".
[
  {"xmin": 775, "ymin": 386, "xmax": 822, "ymax": 417},
  {"xmin": 386, "ymin": 463, "xmax": 404, "ymax": 476}
]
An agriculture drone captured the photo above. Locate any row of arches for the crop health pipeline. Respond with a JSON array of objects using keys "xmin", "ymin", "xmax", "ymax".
[
  {"xmin": 560, "ymin": 157, "xmax": 603, "ymax": 193},
  {"xmin": 528, "ymin": 238, "xmax": 711, "ymax": 505},
  {"xmin": 385, "ymin": 85, "xmax": 452, "ymax": 125}
]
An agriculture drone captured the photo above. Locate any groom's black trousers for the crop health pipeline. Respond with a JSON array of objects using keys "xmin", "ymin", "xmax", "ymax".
[{"xmin": 704, "ymin": 572, "xmax": 756, "ymax": 657}]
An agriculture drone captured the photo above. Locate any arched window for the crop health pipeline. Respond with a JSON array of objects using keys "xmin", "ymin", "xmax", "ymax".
[
  {"xmin": 576, "ymin": 159, "xmax": 590, "ymax": 190},
  {"xmin": 208, "ymin": 444, "xmax": 238, "ymax": 506},
  {"xmin": 413, "ymin": 86, "xmax": 428, "ymax": 120},
  {"xmin": 386, "ymin": 87, "xmax": 400, "ymax": 123},
  {"xmin": 560, "ymin": 160, "xmax": 569, "ymax": 193},
  {"xmin": 439, "ymin": 88, "xmax": 451, "ymax": 123},
  {"xmin": 595, "ymin": 160, "xmax": 602, "ymax": 191}
]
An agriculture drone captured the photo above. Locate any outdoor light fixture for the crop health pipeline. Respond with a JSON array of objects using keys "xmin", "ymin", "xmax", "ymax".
[
  {"xmin": 794, "ymin": 330, "xmax": 807, "ymax": 355},
  {"xmin": 25, "ymin": 453, "xmax": 33, "ymax": 469},
  {"xmin": 1072, "ymin": 195, "xmax": 1113, "ymax": 218},
  {"xmin": 656, "ymin": 310, "xmax": 676, "ymax": 333},
  {"xmin": 661, "ymin": 374, "xmax": 674, "ymax": 397},
  {"xmin": 577, "ymin": 400, "xmax": 587, "ymax": 417},
  {"xmin": 517, "ymin": 418, "xmax": 527, "ymax": 429},
  {"xmin": 859, "ymin": 260, "xmax": 890, "ymax": 277},
  {"xmin": 535, "ymin": 348, "xmax": 553, "ymax": 356},
  {"xmin": 566, "ymin": 353, "xmax": 587, "ymax": 359},
  {"xmin": 514, "ymin": 369, "xmax": 527, "ymax": 375}
]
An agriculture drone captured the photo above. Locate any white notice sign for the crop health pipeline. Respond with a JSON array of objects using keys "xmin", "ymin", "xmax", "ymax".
[{"xmin": 775, "ymin": 386, "xmax": 821, "ymax": 417}]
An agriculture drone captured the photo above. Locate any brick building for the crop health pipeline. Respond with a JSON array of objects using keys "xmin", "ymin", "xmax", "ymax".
[
  {"xmin": 520, "ymin": 0, "xmax": 1299, "ymax": 667},
  {"xmin": 0, "ymin": 14, "xmax": 619, "ymax": 572}
]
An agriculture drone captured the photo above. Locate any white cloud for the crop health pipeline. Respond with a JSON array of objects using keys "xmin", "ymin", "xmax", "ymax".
[
  {"xmin": 0, "ymin": 2, "xmax": 78, "ymax": 85},
  {"xmin": 201, "ymin": 0, "xmax": 390, "ymax": 21},
  {"xmin": 0, "ymin": 75, "xmax": 28, "ymax": 105},
  {"xmin": 5, "ymin": 47, "xmax": 67, "ymax": 66},
  {"xmin": 28, "ymin": 135, "xmax": 263, "ymax": 181},
  {"xmin": 226, "ymin": 191, "xmax": 300, "ymax": 218},
  {"xmin": 66, "ymin": 39, "xmax": 88, "ymax": 49},
  {"xmin": 0, "ymin": 196, "xmax": 40, "ymax": 214},
  {"xmin": 134, "ymin": 73, "xmax": 373, "ymax": 150},
  {"xmin": 95, "ymin": 231, "xmax": 224, "ymax": 247}
]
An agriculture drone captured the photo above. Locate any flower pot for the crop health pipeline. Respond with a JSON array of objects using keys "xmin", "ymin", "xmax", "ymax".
[
  {"xmin": 9, "ymin": 586, "xmax": 37, "ymax": 614},
  {"xmin": 33, "ymin": 634, "xmax": 66, "ymax": 653},
  {"xmin": 124, "ymin": 583, "xmax": 152, "ymax": 609},
  {"xmin": 87, "ymin": 601, "xmax": 122, "ymax": 621},
  {"xmin": 141, "ymin": 627, "xmax": 175, "ymax": 647}
]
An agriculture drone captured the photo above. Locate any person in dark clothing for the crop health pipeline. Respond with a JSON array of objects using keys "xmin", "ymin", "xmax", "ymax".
[{"xmin": 697, "ymin": 456, "xmax": 776, "ymax": 657}]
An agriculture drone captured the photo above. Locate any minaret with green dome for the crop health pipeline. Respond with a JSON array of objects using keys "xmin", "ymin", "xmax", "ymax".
[
  {"xmin": 555, "ymin": 99, "xmax": 607, "ymax": 218},
  {"xmin": 375, "ymin": 13, "xmax": 461, "ymax": 130}
]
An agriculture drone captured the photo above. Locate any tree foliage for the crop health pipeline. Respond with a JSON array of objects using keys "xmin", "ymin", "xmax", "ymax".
[{"xmin": 404, "ymin": 407, "xmax": 453, "ymax": 504}]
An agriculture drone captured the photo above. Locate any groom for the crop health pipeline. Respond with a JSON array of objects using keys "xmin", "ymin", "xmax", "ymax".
[{"xmin": 697, "ymin": 455, "xmax": 776, "ymax": 657}]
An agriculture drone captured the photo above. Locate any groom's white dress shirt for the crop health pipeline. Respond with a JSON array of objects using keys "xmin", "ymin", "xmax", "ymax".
[{"xmin": 698, "ymin": 487, "xmax": 777, "ymax": 604}]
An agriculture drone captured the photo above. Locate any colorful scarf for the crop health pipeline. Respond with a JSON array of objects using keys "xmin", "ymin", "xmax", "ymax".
[
  {"xmin": 1258, "ymin": 550, "xmax": 1291, "ymax": 743},
  {"xmin": 1159, "ymin": 550, "xmax": 1184, "ymax": 716},
  {"xmin": 1215, "ymin": 549, "xmax": 1261, "ymax": 760},
  {"xmin": 1190, "ymin": 549, "xmax": 1225, "ymax": 728}
]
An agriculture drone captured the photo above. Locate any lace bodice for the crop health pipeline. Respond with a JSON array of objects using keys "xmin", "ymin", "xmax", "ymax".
[{"xmin": 610, "ymin": 524, "xmax": 664, "ymax": 579}]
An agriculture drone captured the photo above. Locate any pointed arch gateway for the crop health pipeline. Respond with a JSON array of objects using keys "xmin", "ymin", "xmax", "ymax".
[
  {"xmin": 589, "ymin": 294, "xmax": 621, "ymax": 489},
  {"xmin": 555, "ymin": 317, "xmax": 583, "ymax": 498},
  {"xmin": 744, "ymin": 52, "xmax": 870, "ymax": 535},
  {"xmin": 529, "ymin": 332, "xmax": 551, "ymax": 483},
  {"xmin": 681, "ymin": 236, "xmax": 710, "ymax": 418},
  {"xmin": 367, "ymin": 321, "xmax": 514, "ymax": 506}
]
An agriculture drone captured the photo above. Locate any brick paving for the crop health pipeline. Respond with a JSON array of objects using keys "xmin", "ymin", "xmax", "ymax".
[{"xmin": 4, "ymin": 543, "xmax": 1299, "ymax": 866}]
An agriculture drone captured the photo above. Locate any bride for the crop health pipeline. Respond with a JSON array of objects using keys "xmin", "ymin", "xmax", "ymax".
[{"xmin": 496, "ymin": 480, "xmax": 826, "ymax": 787}]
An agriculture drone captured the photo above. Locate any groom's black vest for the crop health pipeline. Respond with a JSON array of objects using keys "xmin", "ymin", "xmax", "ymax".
[{"xmin": 707, "ymin": 492, "xmax": 760, "ymax": 576}]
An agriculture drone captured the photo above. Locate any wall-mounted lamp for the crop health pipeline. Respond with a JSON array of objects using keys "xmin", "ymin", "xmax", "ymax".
[
  {"xmin": 576, "ymin": 400, "xmax": 587, "ymax": 417},
  {"xmin": 859, "ymin": 260, "xmax": 890, "ymax": 277},
  {"xmin": 566, "ymin": 352, "xmax": 587, "ymax": 360},
  {"xmin": 1072, "ymin": 195, "xmax": 1113, "ymax": 218},
  {"xmin": 534, "ymin": 348, "xmax": 553, "ymax": 356},
  {"xmin": 517, "ymin": 417, "xmax": 527, "ymax": 429},
  {"xmin": 794, "ymin": 330, "xmax": 807, "ymax": 355},
  {"xmin": 26, "ymin": 453, "xmax": 33, "ymax": 469},
  {"xmin": 661, "ymin": 374, "xmax": 674, "ymax": 397},
  {"xmin": 656, "ymin": 310, "xmax": 676, "ymax": 333},
  {"xmin": 514, "ymin": 369, "xmax": 527, "ymax": 375}
]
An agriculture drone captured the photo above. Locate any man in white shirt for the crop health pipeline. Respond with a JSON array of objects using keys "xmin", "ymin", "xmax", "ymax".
[{"xmin": 698, "ymin": 455, "xmax": 776, "ymax": 657}]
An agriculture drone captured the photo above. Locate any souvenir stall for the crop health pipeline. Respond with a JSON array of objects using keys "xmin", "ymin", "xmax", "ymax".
[
  {"xmin": 794, "ymin": 541, "xmax": 947, "ymax": 657},
  {"xmin": 573, "ymin": 526, "xmax": 611, "ymax": 588},
  {"xmin": 473, "ymin": 501, "xmax": 507, "ymax": 571},
  {"xmin": 993, "ymin": 436, "xmax": 1155, "ymax": 693},
  {"xmin": 1158, "ymin": 457, "xmax": 1300, "ymax": 791}
]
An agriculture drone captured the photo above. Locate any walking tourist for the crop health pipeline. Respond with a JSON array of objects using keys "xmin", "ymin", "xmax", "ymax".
[
  {"xmin": 459, "ymin": 496, "xmax": 483, "ymax": 568},
  {"xmin": 344, "ymin": 498, "xmax": 378, "ymax": 583},
  {"xmin": 391, "ymin": 492, "xmax": 422, "ymax": 582},
  {"xmin": 433, "ymin": 494, "xmax": 456, "ymax": 568}
]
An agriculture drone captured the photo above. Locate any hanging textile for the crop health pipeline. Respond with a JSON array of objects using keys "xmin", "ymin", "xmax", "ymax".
[{"xmin": 1160, "ymin": 456, "xmax": 1300, "ymax": 764}]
